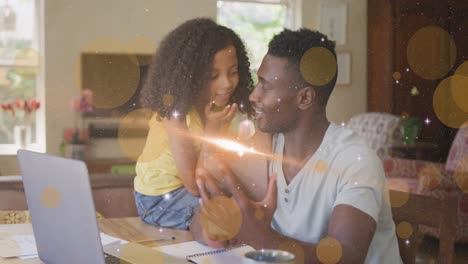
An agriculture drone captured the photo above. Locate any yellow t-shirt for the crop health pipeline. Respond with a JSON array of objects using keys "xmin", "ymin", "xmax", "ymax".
[{"xmin": 134, "ymin": 109, "xmax": 245, "ymax": 196}]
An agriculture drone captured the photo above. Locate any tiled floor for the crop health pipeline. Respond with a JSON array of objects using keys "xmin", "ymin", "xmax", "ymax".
[{"xmin": 415, "ymin": 236, "xmax": 468, "ymax": 263}]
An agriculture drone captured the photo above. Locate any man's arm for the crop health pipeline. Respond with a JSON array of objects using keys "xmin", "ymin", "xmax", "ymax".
[
  {"xmin": 198, "ymin": 129, "xmax": 272, "ymax": 200},
  {"xmin": 195, "ymin": 166, "xmax": 377, "ymax": 264},
  {"xmin": 228, "ymin": 130, "xmax": 272, "ymax": 201},
  {"xmin": 190, "ymin": 168, "xmax": 234, "ymax": 248},
  {"xmin": 328, "ymin": 204, "xmax": 377, "ymax": 263},
  {"xmin": 225, "ymin": 203, "xmax": 376, "ymax": 263}
]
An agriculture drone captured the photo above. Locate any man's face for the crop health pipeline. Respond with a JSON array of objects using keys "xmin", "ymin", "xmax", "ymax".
[{"xmin": 249, "ymin": 54, "xmax": 300, "ymax": 133}]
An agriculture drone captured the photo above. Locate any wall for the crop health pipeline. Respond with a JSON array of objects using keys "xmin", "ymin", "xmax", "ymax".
[
  {"xmin": 0, "ymin": 0, "xmax": 216, "ymax": 175},
  {"xmin": 302, "ymin": 0, "xmax": 368, "ymax": 124},
  {"xmin": 0, "ymin": 0, "xmax": 368, "ymax": 174}
]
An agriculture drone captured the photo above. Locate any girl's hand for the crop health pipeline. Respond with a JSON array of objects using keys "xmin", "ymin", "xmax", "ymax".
[{"xmin": 204, "ymin": 101, "xmax": 238, "ymax": 133}]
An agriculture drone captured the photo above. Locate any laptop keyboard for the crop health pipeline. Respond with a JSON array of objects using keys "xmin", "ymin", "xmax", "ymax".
[{"xmin": 104, "ymin": 252, "xmax": 130, "ymax": 264}]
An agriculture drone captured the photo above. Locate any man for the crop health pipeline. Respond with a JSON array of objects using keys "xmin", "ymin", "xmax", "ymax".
[{"xmin": 191, "ymin": 28, "xmax": 401, "ymax": 264}]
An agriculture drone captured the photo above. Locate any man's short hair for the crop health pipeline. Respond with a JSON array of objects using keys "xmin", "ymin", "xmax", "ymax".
[{"xmin": 268, "ymin": 28, "xmax": 337, "ymax": 108}]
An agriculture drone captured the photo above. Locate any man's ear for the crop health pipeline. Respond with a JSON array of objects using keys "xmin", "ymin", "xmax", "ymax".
[{"xmin": 296, "ymin": 86, "xmax": 316, "ymax": 110}]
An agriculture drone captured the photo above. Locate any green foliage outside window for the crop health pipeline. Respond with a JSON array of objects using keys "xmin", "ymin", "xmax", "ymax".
[
  {"xmin": 0, "ymin": 40, "xmax": 38, "ymax": 144},
  {"xmin": 217, "ymin": 1, "xmax": 287, "ymax": 73}
]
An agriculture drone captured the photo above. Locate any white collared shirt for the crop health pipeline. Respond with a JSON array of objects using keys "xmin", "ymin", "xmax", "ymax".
[{"xmin": 270, "ymin": 124, "xmax": 401, "ymax": 264}]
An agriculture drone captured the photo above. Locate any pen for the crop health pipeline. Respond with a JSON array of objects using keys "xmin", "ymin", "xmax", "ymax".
[{"xmin": 131, "ymin": 236, "xmax": 176, "ymax": 243}]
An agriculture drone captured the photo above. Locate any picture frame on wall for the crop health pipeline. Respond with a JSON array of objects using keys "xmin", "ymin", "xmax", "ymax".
[
  {"xmin": 337, "ymin": 51, "xmax": 351, "ymax": 85},
  {"xmin": 320, "ymin": 2, "xmax": 348, "ymax": 45}
]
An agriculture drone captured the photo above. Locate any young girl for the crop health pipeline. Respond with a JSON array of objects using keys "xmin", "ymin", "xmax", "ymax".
[{"xmin": 134, "ymin": 18, "xmax": 253, "ymax": 230}]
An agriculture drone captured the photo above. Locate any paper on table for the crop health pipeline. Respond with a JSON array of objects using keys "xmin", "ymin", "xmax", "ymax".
[
  {"xmin": 154, "ymin": 241, "xmax": 255, "ymax": 264},
  {"xmin": 189, "ymin": 245, "xmax": 254, "ymax": 264},
  {"xmin": 100, "ymin": 233, "xmax": 128, "ymax": 246},
  {"xmin": 0, "ymin": 235, "xmax": 37, "ymax": 258},
  {"xmin": 0, "ymin": 233, "xmax": 127, "ymax": 260},
  {"xmin": 154, "ymin": 241, "xmax": 216, "ymax": 259},
  {"xmin": 20, "ymin": 254, "xmax": 40, "ymax": 260}
]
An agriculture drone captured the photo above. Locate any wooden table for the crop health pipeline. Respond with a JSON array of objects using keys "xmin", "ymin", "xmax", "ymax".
[{"xmin": 0, "ymin": 217, "xmax": 193, "ymax": 263}]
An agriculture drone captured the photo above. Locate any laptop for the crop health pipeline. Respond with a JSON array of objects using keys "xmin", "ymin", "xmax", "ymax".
[{"xmin": 17, "ymin": 150, "xmax": 182, "ymax": 264}]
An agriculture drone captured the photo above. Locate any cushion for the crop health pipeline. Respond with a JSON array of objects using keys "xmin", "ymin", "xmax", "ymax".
[{"xmin": 347, "ymin": 112, "xmax": 402, "ymax": 159}]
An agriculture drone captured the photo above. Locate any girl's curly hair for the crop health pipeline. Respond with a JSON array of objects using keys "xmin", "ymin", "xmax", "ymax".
[{"xmin": 140, "ymin": 18, "xmax": 253, "ymax": 119}]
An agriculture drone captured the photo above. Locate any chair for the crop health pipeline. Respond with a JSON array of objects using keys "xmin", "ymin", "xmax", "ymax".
[
  {"xmin": 347, "ymin": 112, "xmax": 402, "ymax": 159},
  {"xmin": 390, "ymin": 190, "xmax": 457, "ymax": 264},
  {"xmin": 385, "ymin": 123, "xmax": 468, "ymax": 243}
]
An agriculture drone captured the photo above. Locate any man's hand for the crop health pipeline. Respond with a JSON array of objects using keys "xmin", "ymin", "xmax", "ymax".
[
  {"xmin": 196, "ymin": 165, "xmax": 278, "ymax": 247},
  {"xmin": 195, "ymin": 167, "xmax": 236, "ymax": 244}
]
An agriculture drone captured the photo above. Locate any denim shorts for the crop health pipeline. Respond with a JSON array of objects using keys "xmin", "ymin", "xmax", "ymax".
[{"xmin": 134, "ymin": 187, "xmax": 199, "ymax": 230}]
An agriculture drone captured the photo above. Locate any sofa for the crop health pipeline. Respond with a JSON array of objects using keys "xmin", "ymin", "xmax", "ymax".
[
  {"xmin": 384, "ymin": 123, "xmax": 468, "ymax": 243},
  {"xmin": 346, "ymin": 112, "xmax": 403, "ymax": 159}
]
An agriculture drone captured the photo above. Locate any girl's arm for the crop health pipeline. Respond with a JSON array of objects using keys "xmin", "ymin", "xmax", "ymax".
[
  {"xmin": 164, "ymin": 103, "xmax": 237, "ymax": 197},
  {"xmin": 196, "ymin": 103, "xmax": 238, "ymax": 187},
  {"xmin": 164, "ymin": 116, "xmax": 201, "ymax": 196},
  {"xmin": 196, "ymin": 103, "xmax": 273, "ymax": 201}
]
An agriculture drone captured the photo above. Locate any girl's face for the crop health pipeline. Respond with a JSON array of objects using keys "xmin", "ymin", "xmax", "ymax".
[{"xmin": 207, "ymin": 45, "xmax": 239, "ymax": 107}]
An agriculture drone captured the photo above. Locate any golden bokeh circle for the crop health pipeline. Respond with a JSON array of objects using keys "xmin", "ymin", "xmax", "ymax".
[
  {"xmin": 300, "ymin": 47, "xmax": 337, "ymax": 86},
  {"xmin": 454, "ymin": 156, "xmax": 468, "ymax": 193},
  {"xmin": 388, "ymin": 181, "xmax": 410, "ymax": 208},
  {"xmin": 433, "ymin": 76, "xmax": 468, "ymax": 128},
  {"xmin": 162, "ymin": 94, "xmax": 174, "ymax": 107},
  {"xmin": 41, "ymin": 186, "xmax": 61, "ymax": 208},
  {"xmin": 455, "ymin": 61, "xmax": 468, "ymax": 77},
  {"xmin": 118, "ymin": 108, "xmax": 154, "ymax": 161},
  {"xmin": 126, "ymin": 36, "xmax": 156, "ymax": 66},
  {"xmin": 462, "ymin": 122, "xmax": 468, "ymax": 136},
  {"xmin": 14, "ymin": 48, "xmax": 42, "ymax": 70},
  {"xmin": 316, "ymin": 237, "xmax": 343, "ymax": 264},
  {"xmin": 392, "ymin": 72, "xmax": 401, "ymax": 81},
  {"xmin": 199, "ymin": 196, "xmax": 242, "ymax": 242},
  {"xmin": 82, "ymin": 39, "xmax": 129, "ymax": 53},
  {"xmin": 417, "ymin": 163, "xmax": 444, "ymax": 191},
  {"xmin": 74, "ymin": 38, "xmax": 129, "ymax": 87},
  {"xmin": 396, "ymin": 221, "xmax": 413, "ymax": 239},
  {"xmin": 119, "ymin": 243, "xmax": 165, "ymax": 263},
  {"xmin": 314, "ymin": 160, "xmax": 328, "ymax": 173},
  {"xmin": 77, "ymin": 39, "xmax": 140, "ymax": 109},
  {"xmin": 407, "ymin": 26, "xmax": 456, "ymax": 80},
  {"xmin": 255, "ymin": 207, "xmax": 265, "ymax": 220},
  {"xmin": 6, "ymin": 48, "xmax": 42, "ymax": 89},
  {"xmin": 450, "ymin": 74, "xmax": 468, "ymax": 113}
]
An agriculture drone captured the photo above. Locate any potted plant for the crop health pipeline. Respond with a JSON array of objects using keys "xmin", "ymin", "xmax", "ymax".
[
  {"xmin": 61, "ymin": 89, "xmax": 93, "ymax": 160},
  {"xmin": 0, "ymin": 99, "xmax": 40, "ymax": 148}
]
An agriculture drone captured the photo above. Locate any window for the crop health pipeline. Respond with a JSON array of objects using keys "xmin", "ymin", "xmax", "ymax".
[
  {"xmin": 217, "ymin": 0, "xmax": 301, "ymax": 70},
  {"xmin": 0, "ymin": 0, "xmax": 44, "ymax": 154}
]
